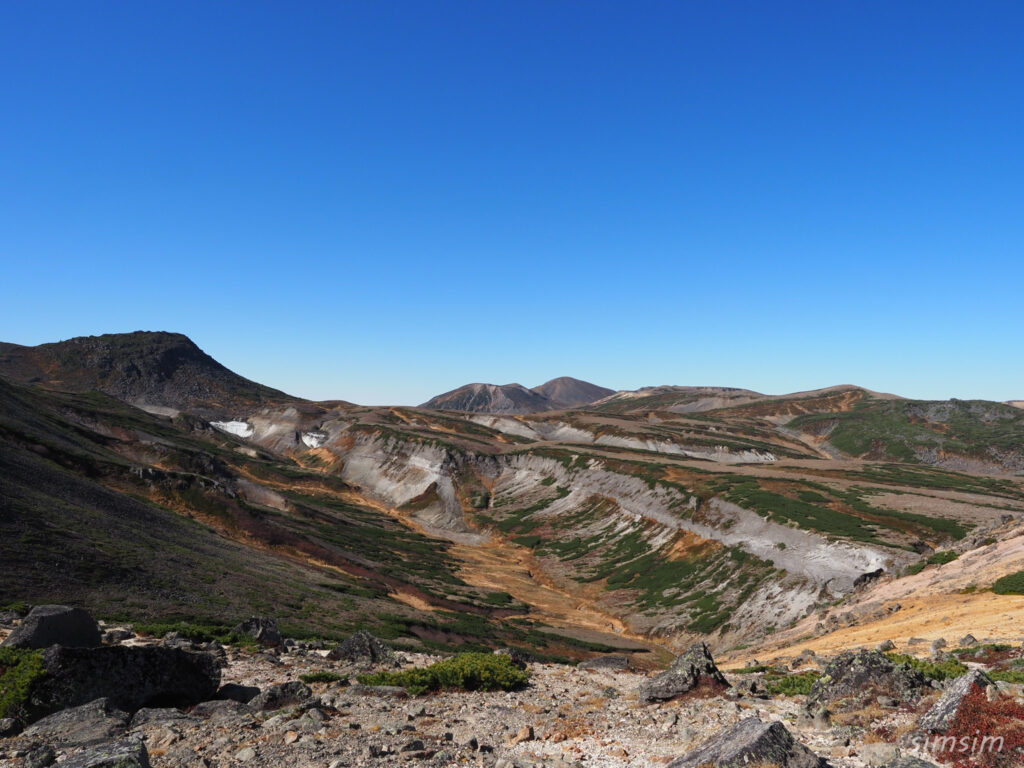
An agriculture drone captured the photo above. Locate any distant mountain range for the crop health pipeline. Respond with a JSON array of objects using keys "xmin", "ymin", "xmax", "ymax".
[{"xmin": 420, "ymin": 377, "xmax": 615, "ymax": 414}]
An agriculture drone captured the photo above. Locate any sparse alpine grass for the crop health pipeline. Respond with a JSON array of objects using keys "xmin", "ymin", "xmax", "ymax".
[{"xmin": 357, "ymin": 652, "xmax": 529, "ymax": 695}]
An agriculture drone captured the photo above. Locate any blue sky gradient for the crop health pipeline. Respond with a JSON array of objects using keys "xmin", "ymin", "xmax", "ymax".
[{"xmin": 2, "ymin": 2, "xmax": 1022, "ymax": 404}]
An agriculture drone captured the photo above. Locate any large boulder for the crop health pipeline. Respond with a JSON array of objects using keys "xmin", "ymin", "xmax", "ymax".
[
  {"xmin": 231, "ymin": 617, "xmax": 282, "ymax": 648},
  {"xmin": 22, "ymin": 698, "xmax": 128, "ymax": 748},
  {"xmin": 1, "ymin": 606, "xmax": 101, "ymax": 650},
  {"xmin": 668, "ymin": 717, "xmax": 827, "ymax": 768},
  {"xmin": 58, "ymin": 737, "xmax": 150, "ymax": 768},
  {"xmin": 918, "ymin": 669, "xmax": 995, "ymax": 733},
  {"xmin": 639, "ymin": 642, "xmax": 729, "ymax": 702},
  {"xmin": 327, "ymin": 630, "xmax": 394, "ymax": 665},
  {"xmin": 806, "ymin": 650, "xmax": 927, "ymax": 711},
  {"xmin": 248, "ymin": 681, "xmax": 312, "ymax": 711},
  {"xmin": 27, "ymin": 646, "xmax": 219, "ymax": 721}
]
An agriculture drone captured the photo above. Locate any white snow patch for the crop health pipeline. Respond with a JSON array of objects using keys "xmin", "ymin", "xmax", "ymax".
[
  {"xmin": 301, "ymin": 431, "xmax": 327, "ymax": 448},
  {"xmin": 210, "ymin": 420, "xmax": 254, "ymax": 438}
]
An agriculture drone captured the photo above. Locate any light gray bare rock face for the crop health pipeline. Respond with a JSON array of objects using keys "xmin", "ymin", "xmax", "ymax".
[
  {"xmin": 638, "ymin": 642, "xmax": 729, "ymax": 702},
  {"xmin": 806, "ymin": 650, "xmax": 927, "ymax": 711},
  {"xmin": 667, "ymin": 717, "xmax": 827, "ymax": 768},
  {"xmin": 23, "ymin": 698, "xmax": 128, "ymax": 748},
  {"xmin": 918, "ymin": 669, "xmax": 995, "ymax": 733},
  {"xmin": 57, "ymin": 737, "xmax": 150, "ymax": 768},
  {"xmin": 1, "ymin": 606, "xmax": 101, "ymax": 650}
]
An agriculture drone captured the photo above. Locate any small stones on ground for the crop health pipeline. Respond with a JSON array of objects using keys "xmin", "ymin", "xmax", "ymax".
[{"xmin": 234, "ymin": 745, "xmax": 257, "ymax": 762}]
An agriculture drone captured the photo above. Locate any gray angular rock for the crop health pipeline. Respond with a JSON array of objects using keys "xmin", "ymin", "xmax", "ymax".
[
  {"xmin": 215, "ymin": 682, "xmax": 261, "ymax": 703},
  {"xmin": 231, "ymin": 617, "xmax": 282, "ymax": 648},
  {"xmin": 128, "ymin": 707, "xmax": 197, "ymax": 728},
  {"xmin": 493, "ymin": 647, "xmax": 532, "ymax": 670},
  {"xmin": 347, "ymin": 684, "xmax": 408, "ymax": 698},
  {"xmin": 327, "ymin": 630, "xmax": 393, "ymax": 665},
  {"xmin": 58, "ymin": 737, "xmax": 150, "ymax": 768},
  {"xmin": 26, "ymin": 744, "xmax": 56, "ymax": 768},
  {"xmin": 28, "ymin": 646, "xmax": 220, "ymax": 721},
  {"xmin": 639, "ymin": 642, "xmax": 729, "ymax": 702},
  {"xmin": 1, "ymin": 606, "xmax": 101, "ymax": 650},
  {"xmin": 883, "ymin": 758, "xmax": 941, "ymax": 768},
  {"xmin": 189, "ymin": 699, "xmax": 250, "ymax": 720},
  {"xmin": 806, "ymin": 650, "xmax": 927, "ymax": 711},
  {"xmin": 0, "ymin": 717, "xmax": 22, "ymax": 737},
  {"xmin": 859, "ymin": 742, "xmax": 900, "ymax": 767},
  {"xmin": 919, "ymin": 669, "xmax": 994, "ymax": 733},
  {"xmin": 102, "ymin": 629, "xmax": 134, "ymax": 645},
  {"xmin": 23, "ymin": 698, "xmax": 128, "ymax": 747},
  {"xmin": 248, "ymin": 681, "xmax": 312, "ymax": 711},
  {"xmin": 667, "ymin": 717, "xmax": 826, "ymax": 768}
]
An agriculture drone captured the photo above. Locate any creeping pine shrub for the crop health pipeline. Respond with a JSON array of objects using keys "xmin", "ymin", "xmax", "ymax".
[
  {"xmin": 0, "ymin": 648, "xmax": 46, "ymax": 719},
  {"xmin": 299, "ymin": 671, "xmax": 344, "ymax": 684},
  {"xmin": 989, "ymin": 668, "xmax": 1024, "ymax": 684},
  {"xmin": 927, "ymin": 550, "xmax": 960, "ymax": 566},
  {"xmin": 764, "ymin": 671, "xmax": 821, "ymax": 697},
  {"xmin": 357, "ymin": 652, "xmax": 529, "ymax": 696},
  {"xmin": 886, "ymin": 653, "xmax": 968, "ymax": 681},
  {"xmin": 992, "ymin": 571, "xmax": 1024, "ymax": 595},
  {"xmin": 931, "ymin": 687, "xmax": 1024, "ymax": 768}
]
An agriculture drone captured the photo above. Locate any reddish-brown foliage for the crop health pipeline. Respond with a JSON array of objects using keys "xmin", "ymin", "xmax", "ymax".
[{"xmin": 931, "ymin": 687, "xmax": 1024, "ymax": 768}]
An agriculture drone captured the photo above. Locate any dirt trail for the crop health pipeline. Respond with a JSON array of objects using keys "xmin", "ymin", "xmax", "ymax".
[{"xmin": 452, "ymin": 538, "xmax": 667, "ymax": 661}]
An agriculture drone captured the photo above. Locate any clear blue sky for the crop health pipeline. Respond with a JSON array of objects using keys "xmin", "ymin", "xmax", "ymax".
[{"xmin": 2, "ymin": 2, "xmax": 1022, "ymax": 405}]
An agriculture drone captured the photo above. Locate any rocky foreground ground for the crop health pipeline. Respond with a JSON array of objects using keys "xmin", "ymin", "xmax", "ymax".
[{"xmin": 1, "ymin": 607, "xmax": 1023, "ymax": 768}]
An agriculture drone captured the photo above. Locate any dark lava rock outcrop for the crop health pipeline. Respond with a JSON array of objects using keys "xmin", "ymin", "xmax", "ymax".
[
  {"xmin": 806, "ymin": 650, "xmax": 927, "ymax": 711},
  {"xmin": 639, "ymin": 642, "xmax": 729, "ymax": 702}
]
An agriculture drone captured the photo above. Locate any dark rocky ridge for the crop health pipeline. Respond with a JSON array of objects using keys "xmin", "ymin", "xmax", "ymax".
[{"xmin": 0, "ymin": 331, "xmax": 292, "ymax": 418}]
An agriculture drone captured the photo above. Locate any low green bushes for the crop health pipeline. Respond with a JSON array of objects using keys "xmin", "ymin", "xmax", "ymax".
[
  {"xmin": 764, "ymin": 671, "xmax": 820, "ymax": 696},
  {"xmin": 299, "ymin": 671, "xmax": 344, "ymax": 684},
  {"xmin": 886, "ymin": 652, "xmax": 968, "ymax": 681},
  {"xmin": 989, "ymin": 668, "xmax": 1024, "ymax": 684},
  {"xmin": 357, "ymin": 652, "xmax": 529, "ymax": 695},
  {"xmin": 133, "ymin": 621, "xmax": 257, "ymax": 647},
  {"xmin": 927, "ymin": 550, "xmax": 959, "ymax": 566},
  {"xmin": 992, "ymin": 571, "xmax": 1024, "ymax": 595},
  {"xmin": 0, "ymin": 648, "xmax": 46, "ymax": 719}
]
